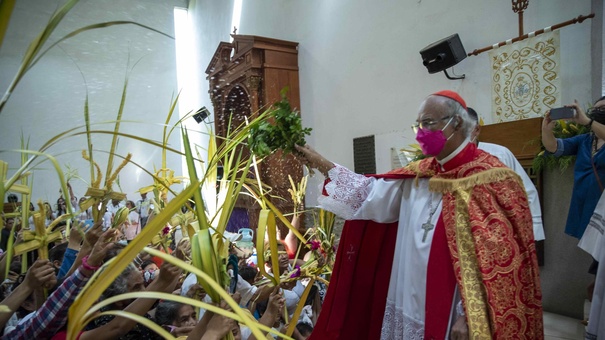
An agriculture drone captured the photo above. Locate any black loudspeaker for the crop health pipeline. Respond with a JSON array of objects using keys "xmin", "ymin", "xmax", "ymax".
[
  {"xmin": 193, "ymin": 106, "xmax": 211, "ymax": 123},
  {"xmin": 419, "ymin": 34, "xmax": 467, "ymax": 74}
]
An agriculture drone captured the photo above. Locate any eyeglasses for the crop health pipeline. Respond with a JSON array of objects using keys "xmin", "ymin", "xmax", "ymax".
[{"xmin": 412, "ymin": 115, "xmax": 453, "ymax": 133}]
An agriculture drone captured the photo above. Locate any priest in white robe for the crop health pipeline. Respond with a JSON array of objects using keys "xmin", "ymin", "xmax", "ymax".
[
  {"xmin": 299, "ymin": 90, "xmax": 543, "ymax": 339},
  {"xmin": 579, "ymin": 192, "xmax": 605, "ymax": 339}
]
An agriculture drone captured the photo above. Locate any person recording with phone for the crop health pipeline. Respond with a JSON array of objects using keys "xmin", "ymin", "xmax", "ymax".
[
  {"xmin": 542, "ymin": 97, "xmax": 605, "ymax": 239},
  {"xmin": 542, "ymin": 96, "xmax": 605, "ymax": 302}
]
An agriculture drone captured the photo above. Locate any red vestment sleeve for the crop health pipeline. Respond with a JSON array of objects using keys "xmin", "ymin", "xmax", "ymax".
[
  {"xmin": 424, "ymin": 216, "xmax": 457, "ymax": 339},
  {"xmin": 322, "ymin": 179, "xmax": 330, "ymax": 196}
]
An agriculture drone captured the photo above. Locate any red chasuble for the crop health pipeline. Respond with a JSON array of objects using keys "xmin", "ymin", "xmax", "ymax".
[{"xmin": 309, "ymin": 143, "xmax": 543, "ymax": 340}]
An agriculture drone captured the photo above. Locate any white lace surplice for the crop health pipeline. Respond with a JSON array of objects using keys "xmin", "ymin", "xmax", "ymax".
[{"xmin": 318, "ymin": 164, "xmax": 452, "ymax": 339}]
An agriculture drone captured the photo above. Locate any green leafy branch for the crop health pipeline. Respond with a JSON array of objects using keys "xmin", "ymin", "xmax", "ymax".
[{"xmin": 248, "ymin": 87, "xmax": 312, "ymax": 157}]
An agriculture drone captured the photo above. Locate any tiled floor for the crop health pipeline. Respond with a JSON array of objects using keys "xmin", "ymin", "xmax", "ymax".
[{"xmin": 544, "ymin": 311, "xmax": 585, "ymax": 340}]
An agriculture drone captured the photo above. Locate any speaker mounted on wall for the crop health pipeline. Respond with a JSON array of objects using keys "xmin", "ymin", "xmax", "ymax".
[
  {"xmin": 193, "ymin": 107, "xmax": 211, "ymax": 124},
  {"xmin": 419, "ymin": 33, "xmax": 467, "ymax": 80}
]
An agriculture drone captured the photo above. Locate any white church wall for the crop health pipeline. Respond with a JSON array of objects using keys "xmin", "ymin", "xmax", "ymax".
[
  {"xmin": 0, "ymin": 0, "xmax": 597, "ymax": 321},
  {"xmin": 185, "ymin": 0, "xmax": 235, "ymax": 172},
  {"xmin": 191, "ymin": 0, "xmax": 597, "ymax": 319},
  {"xmin": 0, "ymin": 1, "xmax": 594, "ymax": 216},
  {"xmin": 595, "ymin": 0, "xmax": 605, "ymax": 97},
  {"xmin": 191, "ymin": 0, "xmax": 593, "ymax": 189}
]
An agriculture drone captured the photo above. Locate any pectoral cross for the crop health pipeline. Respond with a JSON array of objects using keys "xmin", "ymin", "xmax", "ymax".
[
  {"xmin": 422, "ymin": 221, "xmax": 434, "ymax": 242},
  {"xmin": 422, "ymin": 196, "xmax": 442, "ymax": 242}
]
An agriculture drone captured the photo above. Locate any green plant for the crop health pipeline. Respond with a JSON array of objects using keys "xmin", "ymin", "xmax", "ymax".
[
  {"xmin": 0, "ymin": 1, "xmax": 336, "ymax": 338},
  {"xmin": 400, "ymin": 143, "xmax": 428, "ymax": 163},
  {"xmin": 248, "ymin": 87, "xmax": 312, "ymax": 157},
  {"xmin": 0, "ymin": 2, "xmax": 299, "ymax": 339},
  {"xmin": 532, "ymin": 120, "xmax": 590, "ymax": 173}
]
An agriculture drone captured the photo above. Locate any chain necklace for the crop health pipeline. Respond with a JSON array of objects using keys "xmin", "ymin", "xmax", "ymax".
[{"xmin": 422, "ymin": 195, "xmax": 443, "ymax": 242}]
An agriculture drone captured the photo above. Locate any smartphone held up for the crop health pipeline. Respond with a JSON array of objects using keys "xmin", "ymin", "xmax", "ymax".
[{"xmin": 549, "ymin": 107, "xmax": 575, "ymax": 120}]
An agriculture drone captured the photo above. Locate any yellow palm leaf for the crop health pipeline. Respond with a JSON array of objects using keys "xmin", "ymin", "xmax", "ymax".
[
  {"xmin": 256, "ymin": 209, "xmax": 280, "ymax": 286},
  {"xmin": 85, "ymin": 290, "xmax": 291, "ymax": 339},
  {"xmin": 0, "ymin": 0, "xmax": 16, "ymax": 51},
  {"xmin": 0, "ymin": 0, "xmax": 80, "ymax": 113},
  {"xmin": 143, "ymin": 248, "xmax": 274, "ymax": 340},
  {"xmin": 67, "ymin": 182, "xmax": 199, "ymax": 338},
  {"xmin": 285, "ymin": 278, "xmax": 315, "ymax": 337}
]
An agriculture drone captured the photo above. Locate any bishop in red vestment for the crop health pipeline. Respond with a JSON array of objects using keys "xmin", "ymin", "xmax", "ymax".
[{"xmin": 297, "ymin": 91, "xmax": 543, "ymax": 339}]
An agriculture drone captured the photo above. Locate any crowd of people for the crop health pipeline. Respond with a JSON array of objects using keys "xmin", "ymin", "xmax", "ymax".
[
  {"xmin": 0, "ymin": 90, "xmax": 604, "ymax": 339},
  {"xmin": 0, "ymin": 186, "xmax": 321, "ymax": 339}
]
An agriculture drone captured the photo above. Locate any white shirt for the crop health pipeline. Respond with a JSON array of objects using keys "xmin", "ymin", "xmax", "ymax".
[
  {"xmin": 136, "ymin": 198, "xmax": 151, "ymax": 218},
  {"xmin": 180, "ymin": 273, "xmax": 213, "ymax": 320},
  {"xmin": 106, "ymin": 201, "xmax": 124, "ymax": 216},
  {"xmin": 579, "ymin": 192, "xmax": 605, "ymax": 338},
  {"xmin": 102, "ymin": 211, "xmax": 113, "ymax": 230},
  {"xmin": 235, "ymin": 266, "xmax": 305, "ymax": 316}
]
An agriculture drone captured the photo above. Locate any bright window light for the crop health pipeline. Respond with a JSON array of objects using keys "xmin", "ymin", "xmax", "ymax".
[
  {"xmin": 174, "ymin": 7, "xmax": 195, "ymax": 117},
  {"xmin": 174, "ymin": 6, "xmax": 198, "ymax": 183},
  {"xmin": 231, "ymin": 0, "xmax": 243, "ymax": 38}
]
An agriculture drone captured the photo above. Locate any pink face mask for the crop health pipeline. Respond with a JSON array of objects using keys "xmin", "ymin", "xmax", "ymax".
[{"xmin": 415, "ymin": 116, "xmax": 455, "ymax": 156}]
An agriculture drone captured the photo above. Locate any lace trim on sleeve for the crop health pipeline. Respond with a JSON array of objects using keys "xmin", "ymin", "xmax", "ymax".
[{"xmin": 317, "ymin": 164, "xmax": 373, "ymax": 220}]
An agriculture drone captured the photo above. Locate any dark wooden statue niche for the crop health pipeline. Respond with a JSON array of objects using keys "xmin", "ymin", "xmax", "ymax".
[{"xmin": 206, "ymin": 34, "xmax": 304, "ymax": 238}]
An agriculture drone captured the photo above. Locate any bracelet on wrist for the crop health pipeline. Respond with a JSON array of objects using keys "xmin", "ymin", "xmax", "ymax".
[
  {"xmin": 587, "ymin": 118, "xmax": 594, "ymax": 129},
  {"xmin": 81, "ymin": 255, "xmax": 102, "ymax": 271}
]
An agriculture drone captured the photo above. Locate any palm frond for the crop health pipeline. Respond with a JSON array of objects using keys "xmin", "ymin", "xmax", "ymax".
[
  {"xmin": 67, "ymin": 182, "xmax": 199, "ymax": 338},
  {"xmin": 0, "ymin": 0, "xmax": 81, "ymax": 113},
  {"xmin": 0, "ymin": 0, "xmax": 16, "ymax": 58}
]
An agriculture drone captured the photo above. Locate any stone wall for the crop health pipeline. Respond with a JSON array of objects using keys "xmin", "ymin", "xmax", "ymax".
[{"xmin": 539, "ymin": 164, "xmax": 595, "ymax": 319}]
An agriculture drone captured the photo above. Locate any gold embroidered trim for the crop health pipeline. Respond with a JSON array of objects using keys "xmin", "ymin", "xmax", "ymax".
[
  {"xmin": 384, "ymin": 159, "xmax": 436, "ymax": 187},
  {"xmin": 453, "ymin": 189, "xmax": 492, "ymax": 338},
  {"xmin": 405, "ymin": 160, "xmax": 422, "ymax": 173},
  {"xmin": 428, "ymin": 168, "xmax": 521, "ymax": 193}
]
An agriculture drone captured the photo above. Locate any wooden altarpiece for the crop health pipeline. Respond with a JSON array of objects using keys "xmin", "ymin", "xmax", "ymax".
[{"xmin": 206, "ymin": 34, "xmax": 303, "ymax": 234}]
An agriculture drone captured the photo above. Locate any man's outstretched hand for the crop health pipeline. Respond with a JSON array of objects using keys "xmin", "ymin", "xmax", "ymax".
[{"xmin": 294, "ymin": 144, "xmax": 335, "ymax": 176}]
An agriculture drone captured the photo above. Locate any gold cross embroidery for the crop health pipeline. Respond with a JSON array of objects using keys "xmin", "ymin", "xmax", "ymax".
[{"xmin": 346, "ymin": 244, "xmax": 356, "ymax": 261}]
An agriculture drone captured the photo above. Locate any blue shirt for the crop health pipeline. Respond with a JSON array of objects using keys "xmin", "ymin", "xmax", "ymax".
[
  {"xmin": 552, "ymin": 134, "xmax": 605, "ymax": 238},
  {"xmin": 57, "ymin": 247, "xmax": 78, "ymax": 280}
]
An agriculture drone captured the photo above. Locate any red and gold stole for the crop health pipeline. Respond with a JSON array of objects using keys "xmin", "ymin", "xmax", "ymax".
[{"xmin": 428, "ymin": 145, "xmax": 543, "ymax": 339}]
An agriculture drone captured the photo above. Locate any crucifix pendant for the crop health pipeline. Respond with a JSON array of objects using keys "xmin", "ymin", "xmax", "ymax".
[{"xmin": 422, "ymin": 221, "xmax": 434, "ymax": 242}]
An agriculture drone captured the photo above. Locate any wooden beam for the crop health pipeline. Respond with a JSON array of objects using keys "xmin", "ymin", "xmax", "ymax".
[
  {"xmin": 468, "ymin": 13, "xmax": 594, "ymax": 57},
  {"xmin": 519, "ymin": 11, "xmax": 524, "ymax": 37}
]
